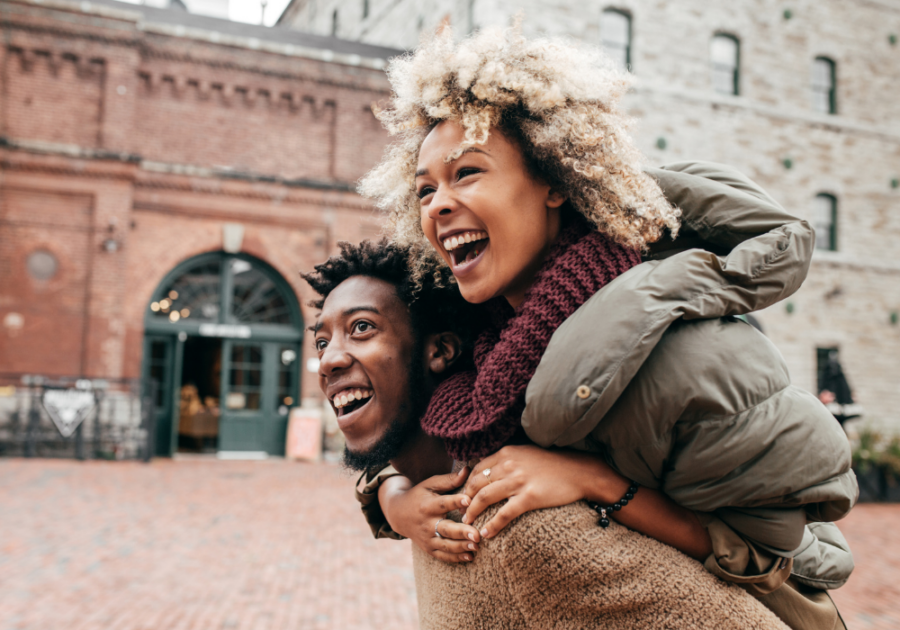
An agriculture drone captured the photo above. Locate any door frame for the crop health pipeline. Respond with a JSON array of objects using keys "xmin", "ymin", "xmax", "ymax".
[{"xmin": 141, "ymin": 251, "xmax": 304, "ymax": 456}]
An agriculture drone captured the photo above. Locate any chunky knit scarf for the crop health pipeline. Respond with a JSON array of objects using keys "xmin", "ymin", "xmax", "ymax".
[{"xmin": 420, "ymin": 220, "xmax": 642, "ymax": 461}]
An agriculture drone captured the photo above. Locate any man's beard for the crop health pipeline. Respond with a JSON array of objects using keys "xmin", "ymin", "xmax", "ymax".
[{"xmin": 341, "ymin": 348, "xmax": 428, "ymax": 473}]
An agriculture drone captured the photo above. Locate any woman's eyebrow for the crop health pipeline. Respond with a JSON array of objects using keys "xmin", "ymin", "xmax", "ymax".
[{"xmin": 415, "ymin": 147, "xmax": 490, "ymax": 178}]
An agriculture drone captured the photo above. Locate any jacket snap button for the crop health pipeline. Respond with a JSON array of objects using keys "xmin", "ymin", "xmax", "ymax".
[{"xmin": 576, "ymin": 385, "xmax": 591, "ymax": 399}]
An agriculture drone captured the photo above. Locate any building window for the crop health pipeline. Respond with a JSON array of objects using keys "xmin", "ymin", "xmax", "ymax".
[
  {"xmin": 362, "ymin": 0, "xmax": 369, "ymax": 19},
  {"xmin": 710, "ymin": 34, "xmax": 740, "ymax": 95},
  {"xmin": 332, "ymin": 9, "xmax": 339, "ymax": 36},
  {"xmin": 814, "ymin": 193, "xmax": 838, "ymax": 251},
  {"xmin": 601, "ymin": 9, "xmax": 631, "ymax": 69},
  {"xmin": 812, "ymin": 57, "xmax": 836, "ymax": 114}
]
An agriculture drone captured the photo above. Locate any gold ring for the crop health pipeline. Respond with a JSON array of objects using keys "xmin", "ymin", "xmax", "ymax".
[{"xmin": 483, "ymin": 468, "xmax": 492, "ymax": 483}]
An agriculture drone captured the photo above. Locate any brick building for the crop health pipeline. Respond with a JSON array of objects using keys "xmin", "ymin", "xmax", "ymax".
[
  {"xmin": 282, "ymin": 0, "xmax": 900, "ymax": 433},
  {"xmin": 0, "ymin": 0, "xmax": 399, "ymax": 456}
]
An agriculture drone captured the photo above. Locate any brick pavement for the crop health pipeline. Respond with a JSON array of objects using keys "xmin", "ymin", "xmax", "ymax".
[
  {"xmin": 1, "ymin": 458, "xmax": 897, "ymax": 630},
  {"xmin": 0, "ymin": 458, "xmax": 417, "ymax": 630}
]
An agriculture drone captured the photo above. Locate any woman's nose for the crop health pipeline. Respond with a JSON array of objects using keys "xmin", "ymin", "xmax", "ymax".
[{"xmin": 425, "ymin": 184, "xmax": 457, "ymax": 221}]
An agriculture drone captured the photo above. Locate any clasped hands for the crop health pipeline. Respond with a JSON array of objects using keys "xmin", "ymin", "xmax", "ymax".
[{"xmin": 379, "ymin": 445, "xmax": 623, "ymax": 564}]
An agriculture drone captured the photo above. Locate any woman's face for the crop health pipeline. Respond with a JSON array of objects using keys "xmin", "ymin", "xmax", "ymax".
[{"xmin": 416, "ymin": 121, "xmax": 565, "ymax": 306}]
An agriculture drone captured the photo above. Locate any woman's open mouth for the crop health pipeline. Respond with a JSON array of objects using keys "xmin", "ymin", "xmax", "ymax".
[
  {"xmin": 332, "ymin": 388, "xmax": 374, "ymax": 419},
  {"xmin": 444, "ymin": 231, "xmax": 489, "ymax": 269}
]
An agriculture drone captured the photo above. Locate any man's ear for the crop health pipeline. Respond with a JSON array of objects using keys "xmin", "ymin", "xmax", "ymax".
[{"xmin": 424, "ymin": 332, "xmax": 463, "ymax": 375}]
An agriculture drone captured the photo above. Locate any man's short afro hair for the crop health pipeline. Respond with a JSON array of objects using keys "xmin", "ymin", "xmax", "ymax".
[{"xmin": 302, "ymin": 239, "xmax": 482, "ymax": 345}]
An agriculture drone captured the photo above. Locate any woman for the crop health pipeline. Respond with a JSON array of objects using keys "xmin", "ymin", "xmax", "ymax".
[{"xmin": 358, "ymin": 25, "xmax": 855, "ymax": 629}]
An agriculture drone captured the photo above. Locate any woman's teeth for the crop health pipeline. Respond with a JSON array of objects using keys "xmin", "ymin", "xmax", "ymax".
[
  {"xmin": 333, "ymin": 389, "xmax": 373, "ymax": 409},
  {"xmin": 443, "ymin": 231, "xmax": 488, "ymax": 252}
]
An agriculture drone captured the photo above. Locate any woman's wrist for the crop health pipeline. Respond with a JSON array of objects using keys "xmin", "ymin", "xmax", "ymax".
[{"xmin": 564, "ymin": 451, "xmax": 631, "ymax": 505}]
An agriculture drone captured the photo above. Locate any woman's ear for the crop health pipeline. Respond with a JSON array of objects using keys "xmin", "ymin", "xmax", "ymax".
[
  {"xmin": 546, "ymin": 188, "xmax": 567, "ymax": 209},
  {"xmin": 425, "ymin": 332, "xmax": 463, "ymax": 375}
]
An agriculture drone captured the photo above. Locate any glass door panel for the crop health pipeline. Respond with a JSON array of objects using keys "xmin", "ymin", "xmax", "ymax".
[
  {"xmin": 143, "ymin": 335, "xmax": 175, "ymax": 456},
  {"xmin": 219, "ymin": 341, "xmax": 265, "ymax": 452}
]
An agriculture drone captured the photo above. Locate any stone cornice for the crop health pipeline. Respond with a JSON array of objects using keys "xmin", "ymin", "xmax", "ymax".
[
  {"xmin": 0, "ymin": 138, "xmax": 374, "ymax": 208},
  {"xmin": 2, "ymin": 0, "xmax": 397, "ymax": 71}
]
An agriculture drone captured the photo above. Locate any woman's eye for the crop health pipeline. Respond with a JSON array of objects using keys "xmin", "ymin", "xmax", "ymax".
[
  {"xmin": 315, "ymin": 338, "xmax": 328, "ymax": 352},
  {"xmin": 457, "ymin": 167, "xmax": 480, "ymax": 180},
  {"xmin": 417, "ymin": 186, "xmax": 435, "ymax": 199},
  {"xmin": 352, "ymin": 321, "xmax": 374, "ymax": 334}
]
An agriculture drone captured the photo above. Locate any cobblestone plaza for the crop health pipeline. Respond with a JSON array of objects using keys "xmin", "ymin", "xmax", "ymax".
[{"xmin": 1, "ymin": 458, "xmax": 897, "ymax": 630}]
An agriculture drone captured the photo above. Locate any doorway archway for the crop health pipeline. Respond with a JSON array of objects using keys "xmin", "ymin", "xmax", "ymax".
[{"xmin": 142, "ymin": 252, "xmax": 303, "ymax": 457}]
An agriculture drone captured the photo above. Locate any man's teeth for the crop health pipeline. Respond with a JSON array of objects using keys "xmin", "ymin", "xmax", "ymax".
[
  {"xmin": 332, "ymin": 389, "xmax": 374, "ymax": 409},
  {"xmin": 443, "ymin": 231, "xmax": 488, "ymax": 252}
]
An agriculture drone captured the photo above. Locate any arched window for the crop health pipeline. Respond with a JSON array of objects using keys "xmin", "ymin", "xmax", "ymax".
[
  {"xmin": 710, "ymin": 34, "xmax": 740, "ymax": 95},
  {"xmin": 814, "ymin": 193, "xmax": 838, "ymax": 251},
  {"xmin": 812, "ymin": 57, "xmax": 837, "ymax": 114},
  {"xmin": 148, "ymin": 254, "xmax": 298, "ymax": 326},
  {"xmin": 601, "ymin": 9, "xmax": 632, "ymax": 69}
]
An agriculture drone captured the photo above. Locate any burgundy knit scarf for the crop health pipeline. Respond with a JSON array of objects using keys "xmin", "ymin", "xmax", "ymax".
[{"xmin": 420, "ymin": 220, "xmax": 642, "ymax": 461}]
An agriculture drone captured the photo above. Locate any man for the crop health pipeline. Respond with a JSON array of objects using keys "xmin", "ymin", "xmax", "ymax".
[{"xmin": 302, "ymin": 240, "xmax": 484, "ymax": 557}]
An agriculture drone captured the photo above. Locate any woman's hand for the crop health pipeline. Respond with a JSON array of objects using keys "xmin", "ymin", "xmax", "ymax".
[
  {"xmin": 463, "ymin": 445, "xmax": 714, "ymax": 560},
  {"xmin": 379, "ymin": 467, "xmax": 483, "ymax": 563},
  {"xmin": 462, "ymin": 445, "xmax": 627, "ymax": 539}
]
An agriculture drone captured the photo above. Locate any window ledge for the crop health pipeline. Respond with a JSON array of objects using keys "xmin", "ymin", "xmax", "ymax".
[{"xmin": 812, "ymin": 249, "xmax": 900, "ymax": 273}]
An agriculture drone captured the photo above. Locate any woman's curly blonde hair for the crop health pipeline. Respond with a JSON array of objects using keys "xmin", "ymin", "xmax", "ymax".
[{"xmin": 360, "ymin": 24, "xmax": 680, "ymax": 283}]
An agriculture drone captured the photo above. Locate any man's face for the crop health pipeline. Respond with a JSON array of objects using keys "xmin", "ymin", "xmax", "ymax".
[{"xmin": 314, "ymin": 276, "xmax": 422, "ymax": 466}]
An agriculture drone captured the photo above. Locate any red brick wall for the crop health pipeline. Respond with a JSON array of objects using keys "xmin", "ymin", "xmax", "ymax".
[
  {"xmin": 2, "ymin": 48, "xmax": 105, "ymax": 147},
  {"xmin": 0, "ymin": 186, "xmax": 93, "ymax": 375},
  {"xmin": 0, "ymin": 0, "xmax": 391, "ymax": 400}
]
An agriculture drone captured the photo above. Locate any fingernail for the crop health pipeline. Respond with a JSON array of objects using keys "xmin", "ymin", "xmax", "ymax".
[
  {"xmin": 461, "ymin": 496, "xmax": 470, "ymax": 507},
  {"xmin": 468, "ymin": 543, "xmax": 475, "ymax": 550},
  {"xmin": 467, "ymin": 532, "xmax": 475, "ymax": 542},
  {"xmin": 462, "ymin": 515, "xmax": 469, "ymax": 524},
  {"xmin": 480, "ymin": 528, "xmax": 488, "ymax": 537},
  {"xmin": 463, "ymin": 554, "xmax": 472, "ymax": 561}
]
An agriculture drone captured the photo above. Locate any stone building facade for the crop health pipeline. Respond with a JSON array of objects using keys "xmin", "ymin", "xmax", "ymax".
[
  {"xmin": 281, "ymin": 0, "xmax": 900, "ymax": 433},
  {"xmin": 0, "ymin": 0, "xmax": 399, "ymax": 456}
]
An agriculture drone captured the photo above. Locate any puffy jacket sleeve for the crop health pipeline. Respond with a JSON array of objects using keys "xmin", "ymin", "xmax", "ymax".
[{"xmin": 643, "ymin": 160, "xmax": 814, "ymax": 315}]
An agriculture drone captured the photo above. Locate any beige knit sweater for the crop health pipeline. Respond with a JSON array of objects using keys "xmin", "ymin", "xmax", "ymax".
[{"xmin": 414, "ymin": 502, "xmax": 789, "ymax": 630}]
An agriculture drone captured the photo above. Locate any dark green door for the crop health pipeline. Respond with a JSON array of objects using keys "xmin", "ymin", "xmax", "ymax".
[
  {"xmin": 143, "ymin": 335, "xmax": 175, "ymax": 456},
  {"xmin": 219, "ymin": 340, "xmax": 298, "ymax": 454}
]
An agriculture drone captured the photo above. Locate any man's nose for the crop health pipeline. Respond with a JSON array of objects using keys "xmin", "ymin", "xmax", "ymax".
[{"xmin": 318, "ymin": 341, "xmax": 353, "ymax": 376}]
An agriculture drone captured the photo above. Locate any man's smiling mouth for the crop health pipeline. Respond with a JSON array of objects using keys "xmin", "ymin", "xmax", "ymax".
[
  {"xmin": 444, "ymin": 230, "xmax": 489, "ymax": 267},
  {"xmin": 332, "ymin": 388, "xmax": 374, "ymax": 417}
]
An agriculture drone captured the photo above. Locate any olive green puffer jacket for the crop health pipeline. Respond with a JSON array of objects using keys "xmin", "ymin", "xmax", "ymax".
[{"xmin": 523, "ymin": 161, "xmax": 858, "ymax": 588}]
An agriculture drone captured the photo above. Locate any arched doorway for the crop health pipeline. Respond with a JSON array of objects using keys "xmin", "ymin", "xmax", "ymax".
[{"xmin": 141, "ymin": 252, "xmax": 303, "ymax": 457}]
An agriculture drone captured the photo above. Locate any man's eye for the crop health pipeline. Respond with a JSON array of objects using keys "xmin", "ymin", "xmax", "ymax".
[
  {"xmin": 417, "ymin": 186, "xmax": 435, "ymax": 199},
  {"xmin": 352, "ymin": 321, "xmax": 374, "ymax": 334},
  {"xmin": 315, "ymin": 338, "xmax": 328, "ymax": 351}
]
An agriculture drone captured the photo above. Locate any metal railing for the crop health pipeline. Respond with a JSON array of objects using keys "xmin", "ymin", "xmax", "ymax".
[{"xmin": 0, "ymin": 374, "xmax": 156, "ymax": 461}]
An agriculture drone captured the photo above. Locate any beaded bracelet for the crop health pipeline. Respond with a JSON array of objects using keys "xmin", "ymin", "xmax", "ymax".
[{"xmin": 587, "ymin": 482, "xmax": 639, "ymax": 528}]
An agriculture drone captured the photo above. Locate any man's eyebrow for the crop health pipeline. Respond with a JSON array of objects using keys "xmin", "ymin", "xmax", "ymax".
[
  {"xmin": 344, "ymin": 305, "xmax": 380, "ymax": 317},
  {"xmin": 309, "ymin": 305, "xmax": 380, "ymax": 334},
  {"xmin": 415, "ymin": 147, "xmax": 489, "ymax": 177}
]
